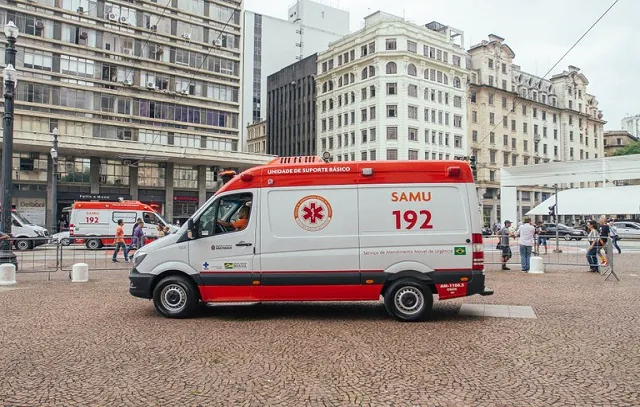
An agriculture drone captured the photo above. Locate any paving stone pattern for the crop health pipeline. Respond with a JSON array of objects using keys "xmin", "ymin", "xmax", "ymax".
[{"xmin": 1, "ymin": 254, "xmax": 640, "ymax": 406}]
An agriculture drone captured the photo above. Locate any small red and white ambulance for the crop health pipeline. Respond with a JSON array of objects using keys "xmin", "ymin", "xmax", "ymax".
[
  {"xmin": 69, "ymin": 200, "xmax": 176, "ymax": 249},
  {"xmin": 129, "ymin": 157, "xmax": 493, "ymax": 321}
]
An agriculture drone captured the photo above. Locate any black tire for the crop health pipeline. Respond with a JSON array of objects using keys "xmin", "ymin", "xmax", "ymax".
[
  {"xmin": 85, "ymin": 239, "xmax": 102, "ymax": 250},
  {"xmin": 14, "ymin": 239, "xmax": 32, "ymax": 251},
  {"xmin": 563, "ymin": 234, "xmax": 572, "ymax": 241},
  {"xmin": 383, "ymin": 278, "xmax": 433, "ymax": 322},
  {"xmin": 152, "ymin": 275, "xmax": 199, "ymax": 319}
]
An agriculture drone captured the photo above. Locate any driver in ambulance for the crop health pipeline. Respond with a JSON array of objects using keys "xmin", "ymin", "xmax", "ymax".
[{"xmin": 216, "ymin": 205, "xmax": 250, "ymax": 231}]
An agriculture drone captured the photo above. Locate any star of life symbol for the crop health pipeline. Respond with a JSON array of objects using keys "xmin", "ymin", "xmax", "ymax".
[
  {"xmin": 202, "ymin": 262, "xmax": 209, "ymax": 270},
  {"xmin": 294, "ymin": 195, "xmax": 333, "ymax": 232}
]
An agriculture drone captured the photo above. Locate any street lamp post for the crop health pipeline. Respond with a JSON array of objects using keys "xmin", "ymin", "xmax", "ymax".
[
  {"xmin": 1, "ymin": 21, "xmax": 19, "ymax": 263},
  {"xmin": 50, "ymin": 128, "xmax": 59, "ymax": 233}
]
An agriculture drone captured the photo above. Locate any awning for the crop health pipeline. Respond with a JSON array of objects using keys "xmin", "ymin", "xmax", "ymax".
[{"xmin": 526, "ymin": 185, "xmax": 640, "ymax": 216}]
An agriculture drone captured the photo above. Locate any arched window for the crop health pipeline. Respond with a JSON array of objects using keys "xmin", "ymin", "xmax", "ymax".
[
  {"xmin": 369, "ymin": 66, "xmax": 375, "ymax": 77},
  {"xmin": 350, "ymin": 73, "xmax": 355, "ymax": 83},
  {"xmin": 328, "ymin": 81, "xmax": 334, "ymax": 91},
  {"xmin": 386, "ymin": 61, "xmax": 397, "ymax": 74},
  {"xmin": 429, "ymin": 69, "xmax": 436, "ymax": 81},
  {"xmin": 407, "ymin": 63, "xmax": 417, "ymax": 76},
  {"xmin": 437, "ymin": 71, "xmax": 443, "ymax": 83},
  {"xmin": 322, "ymin": 82, "xmax": 328, "ymax": 93},
  {"xmin": 453, "ymin": 77, "xmax": 461, "ymax": 89},
  {"xmin": 443, "ymin": 74, "xmax": 448, "ymax": 85},
  {"xmin": 361, "ymin": 68, "xmax": 368, "ymax": 80}
]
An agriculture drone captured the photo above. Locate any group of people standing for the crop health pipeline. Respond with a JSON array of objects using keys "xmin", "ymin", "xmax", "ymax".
[
  {"xmin": 497, "ymin": 216, "xmax": 620, "ymax": 273},
  {"xmin": 112, "ymin": 219, "xmax": 171, "ymax": 262}
]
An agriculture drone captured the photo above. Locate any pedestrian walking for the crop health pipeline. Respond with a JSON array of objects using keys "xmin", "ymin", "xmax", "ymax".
[
  {"xmin": 598, "ymin": 216, "xmax": 610, "ymax": 265},
  {"xmin": 112, "ymin": 219, "xmax": 129, "ymax": 263},
  {"xmin": 498, "ymin": 220, "xmax": 514, "ymax": 271},
  {"xmin": 608, "ymin": 219, "xmax": 621, "ymax": 254},
  {"xmin": 516, "ymin": 218, "xmax": 536, "ymax": 273},
  {"xmin": 132, "ymin": 218, "xmax": 146, "ymax": 250},
  {"xmin": 127, "ymin": 218, "xmax": 143, "ymax": 252},
  {"xmin": 586, "ymin": 220, "xmax": 600, "ymax": 272},
  {"xmin": 534, "ymin": 221, "xmax": 548, "ymax": 255}
]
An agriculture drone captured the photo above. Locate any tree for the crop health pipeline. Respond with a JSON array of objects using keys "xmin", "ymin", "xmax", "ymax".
[{"xmin": 612, "ymin": 141, "xmax": 640, "ymax": 156}]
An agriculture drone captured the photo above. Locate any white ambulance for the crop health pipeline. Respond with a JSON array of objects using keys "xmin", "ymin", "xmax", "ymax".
[
  {"xmin": 69, "ymin": 200, "xmax": 176, "ymax": 249},
  {"xmin": 0, "ymin": 209, "xmax": 50, "ymax": 250},
  {"xmin": 129, "ymin": 157, "xmax": 493, "ymax": 321}
]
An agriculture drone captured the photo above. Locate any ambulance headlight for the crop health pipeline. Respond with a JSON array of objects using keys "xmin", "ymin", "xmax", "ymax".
[{"xmin": 133, "ymin": 252, "xmax": 147, "ymax": 268}]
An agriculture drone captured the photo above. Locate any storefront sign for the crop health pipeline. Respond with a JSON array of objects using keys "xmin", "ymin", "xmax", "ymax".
[
  {"xmin": 58, "ymin": 193, "xmax": 132, "ymax": 201},
  {"xmin": 15, "ymin": 198, "xmax": 46, "ymax": 226},
  {"xmin": 174, "ymin": 196, "xmax": 199, "ymax": 202}
]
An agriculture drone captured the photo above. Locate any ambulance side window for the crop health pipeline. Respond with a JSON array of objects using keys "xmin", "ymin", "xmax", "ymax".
[{"xmin": 195, "ymin": 192, "xmax": 252, "ymax": 237}]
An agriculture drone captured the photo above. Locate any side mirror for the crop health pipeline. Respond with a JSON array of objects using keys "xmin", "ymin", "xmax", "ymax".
[{"xmin": 187, "ymin": 218, "xmax": 195, "ymax": 239}]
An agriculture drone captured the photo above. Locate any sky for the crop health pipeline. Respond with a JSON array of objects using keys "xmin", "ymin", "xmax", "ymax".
[{"xmin": 245, "ymin": 0, "xmax": 638, "ymax": 130}]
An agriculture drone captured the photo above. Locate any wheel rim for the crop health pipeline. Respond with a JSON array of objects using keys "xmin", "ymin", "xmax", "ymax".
[
  {"xmin": 160, "ymin": 284, "xmax": 188, "ymax": 313},
  {"xmin": 88, "ymin": 240, "xmax": 98, "ymax": 249},
  {"xmin": 17, "ymin": 241, "xmax": 28, "ymax": 250},
  {"xmin": 394, "ymin": 286, "xmax": 424, "ymax": 316},
  {"xmin": 564, "ymin": 235, "xmax": 571, "ymax": 241}
]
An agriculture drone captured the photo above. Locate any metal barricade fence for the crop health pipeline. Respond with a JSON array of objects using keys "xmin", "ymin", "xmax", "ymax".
[
  {"xmin": 484, "ymin": 234, "xmax": 604, "ymax": 267},
  {"xmin": 2, "ymin": 235, "xmax": 144, "ymax": 275},
  {"xmin": 2, "ymin": 237, "xmax": 59, "ymax": 273}
]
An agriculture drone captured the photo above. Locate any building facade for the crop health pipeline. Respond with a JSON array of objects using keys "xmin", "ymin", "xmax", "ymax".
[
  {"xmin": 266, "ymin": 53, "xmax": 316, "ymax": 156},
  {"xmin": 0, "ymin": 0, "xmax": 271, "ymax": 229},
  {"xmin": 603, "ymin": 130, "xmax": 637, "ymax": 156},
  {"xmin": 467, "ymin": 35, "xmax": 605, "ymax": 225},
  {"xmin": 242, "ymin": 0, "xmax": 348, "ymax": 148},
  {"xmin": 621, "ymin": 114, "xmax": 640, "ymax": 139},
  {"xmin": 246, "ymin": 120, "xmax": 266, "ymax": 154},
  {"xmin": 316, "ymin": 12, "xmax": 469, "ymax": 162}
]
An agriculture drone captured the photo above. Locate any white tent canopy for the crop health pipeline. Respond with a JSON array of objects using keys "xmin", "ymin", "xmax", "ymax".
[{"xmin": 527, "ymin": 185, "xmax": 640, "ymax": 216}]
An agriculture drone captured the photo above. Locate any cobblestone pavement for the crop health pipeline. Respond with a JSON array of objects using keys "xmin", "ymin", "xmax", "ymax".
[{"xmin": 1, "ymin": 254, "xmax": 640, "ymax": 406}]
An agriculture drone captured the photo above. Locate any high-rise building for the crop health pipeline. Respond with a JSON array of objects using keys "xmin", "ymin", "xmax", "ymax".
[
  {"xmin": 246, "ymin": 120, "xmax": 266, "ymax": 154},
  {"xmin": 0, "ymin": 0, "xmax": 269, "ymax": 228},
  {"xmin": 621, "ymin": 114, "xmax": 640, "ymax": 139},
  {"xmin": 467, "ymin": 35, "xmax": 605, "ymax": 224},
  {"xmin": 242, "ymin": 0, "xmax": 348, "ymax": 149},
  {"xmin": 266, "ymin": 53, "xmax": 317, "ymax": 156},
  {"xmin": 316, "ymin": 12, "xmax": 469, "ymax": 162}
]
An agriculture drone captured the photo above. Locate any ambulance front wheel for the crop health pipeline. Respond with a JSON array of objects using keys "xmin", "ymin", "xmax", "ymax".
[
  {"xmin": 384, "ymin": 278, "xmax": 433, "ymax": 322},
  {"xmin": 152, "ymin": 275, "xmax": 199, "ymax": 319}
]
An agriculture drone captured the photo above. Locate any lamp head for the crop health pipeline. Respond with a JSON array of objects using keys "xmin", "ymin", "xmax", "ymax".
[{"xmin": 3, "ymin": 21, "xmax": 19, "ymax": 40}]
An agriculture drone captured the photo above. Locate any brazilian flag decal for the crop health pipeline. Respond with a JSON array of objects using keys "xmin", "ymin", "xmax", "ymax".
[
  {"xmin": 454, "ymin": 247, "xmax": 467, "ymax": 256},
  {"xmin": 224, "ymin": 263, "xmax": 233, "ymax": 269}
]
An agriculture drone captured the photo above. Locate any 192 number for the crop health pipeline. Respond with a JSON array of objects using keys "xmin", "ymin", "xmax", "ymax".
[
  {"xmin": 392, "ymin": 210, "xmax": 433, "ymax": 230},
  {"xmin": 85, "ymin": 217, "xmax": 99, "ymax": 223}
]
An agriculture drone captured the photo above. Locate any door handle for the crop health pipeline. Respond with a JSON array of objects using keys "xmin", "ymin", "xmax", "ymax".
[{"xmin": 236, "ymin": 241, "xmax": 252, "ymax": 247}]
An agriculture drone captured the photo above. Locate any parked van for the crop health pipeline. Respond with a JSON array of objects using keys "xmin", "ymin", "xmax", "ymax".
[
  {"xmin": 129, "ymin": 157, "xmax": 493, "ymax": 321},
  {"xmin": 0, "ymin": 208, "xmax": 49, "ymax": 251},
  {"xmin": 69, "ymin": 200, "xmax": 176, "ymax": 249}
]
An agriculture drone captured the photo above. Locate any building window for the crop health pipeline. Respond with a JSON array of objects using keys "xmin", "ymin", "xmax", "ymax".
[
  {"xmin": 361, "ymin": 108, "xmax": 367, "ymax": 122},
  {"xmin": 407, "ymin": 63, "xmax": 417, "ymax": 76},
  {"xmin": 453, "ymin": 115, "xmax": 462, "ymax": 128},
  {"xmin": 472, "ymin": 130, "xmax": 478, "ymax": 142},
  {"xmin": 386, "ymin": 149, "xmax": 398, "ymax": 160},
  {"xmin": 453, "ymin": 77, "xmax": 461, "ymax": 88},
  {"xmin": 361, "ymin": 130, "xmax": 367, "ymax": 143},
  {"xmin": 454, "ymin": 96, "xmax": 462, "ymax": 107},
  {"xmin": 370, "ymin": 128, "xmax": 376, "ymax": 141},
  {"xmin": 386, "ymin": 62, "xmax": 397, "ymax": 74},
  {"xmin": 452, "ymin": 55, "xmax": 461, "ymax": 67},
  {"xmin": 472, "ymin": 111, "xmax": 477, "ymax": 123},
  {"xmin": 489, "ymin": 113, "xmax": 495, "ymax": 125},
  {"xmin": 386, "ymin": 126, "xmax": 398, "ymax": 140},
  {"xmin": 385, "ymin": 38, "xmax": 397, "ymax": 50},
  {"xmin": 408, "ymin": 106, "xmax": 418, "ymax": 120},
  {"xmin": 386, "ymin": 105, "xmax": 398, "ymax": 118},
  {"xmin": 408, "ymin": 149, "xmax": 418, "ymax": 160},
  {"xmin": 387, "ymin": 82, "xmax": 397, "ymax": 95},
  {"xmin": 490, "ymin": 132, "xmax": 495, "ymax": 144},
  {"xmin": 408, "ymin": 127, "xmax": 418, "ymax": 141},
  {"xmin": 408, "ymin": 84, "xmax": 418, "ymax": 97},
  {"xmin": 490, "ymin": 151, "xmax": 496, "ymax": 164},
  {"xmin": 407, "ymin": 40, "xmax": 417, "ymax": 53}
]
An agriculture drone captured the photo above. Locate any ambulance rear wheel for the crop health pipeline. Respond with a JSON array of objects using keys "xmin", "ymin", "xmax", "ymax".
[
  {"xmin": 384, "ymin": 278, "xmax": 433, "ymax": 322},
  {"xmin": 153, "ymin": 275, "xmax": 199, "ymax": 319}
]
